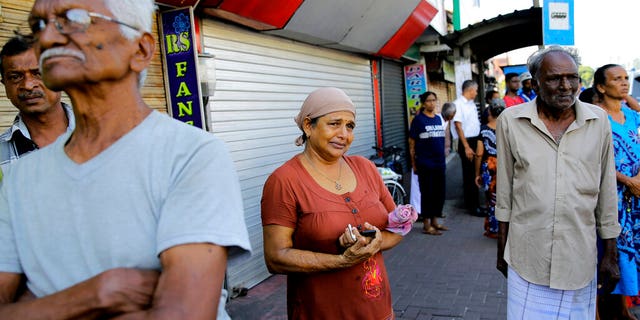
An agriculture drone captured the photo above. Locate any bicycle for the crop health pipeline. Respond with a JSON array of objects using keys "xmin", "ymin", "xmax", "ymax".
[
  {"xmin": 370, "ymin": 146, "xmax": 404, "ymax": 175},
  {"xmin": 369, "ymin": 146, "xmax": 407, "ymax": 205}
]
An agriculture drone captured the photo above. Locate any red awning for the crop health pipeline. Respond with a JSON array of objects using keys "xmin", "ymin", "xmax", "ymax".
[
  {"xmin": 156, "ymin": 0, "xmax": 200, "ymax": 7},
  {"xmin": 207, "ymin": 0, "xmax": 302, "ymax": 29},
  {"xmin": 376, "ymin": 1, "xmax": 438, "ymax": 59},
  {"xmin": 155, "ymin": 0, "xmax": 438, "ymax": 60}
]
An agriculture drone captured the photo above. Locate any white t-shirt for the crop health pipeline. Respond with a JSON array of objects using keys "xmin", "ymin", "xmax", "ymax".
[
  {"xmin": 451, "ymin": 95, "xmax": 480, "ymax": 139},
  {"xmin": 0, "ymin": 111, "xmax": 250, "ymax": 317}
]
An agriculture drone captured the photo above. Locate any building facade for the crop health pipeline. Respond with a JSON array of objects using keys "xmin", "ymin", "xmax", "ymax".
[{"xmin": 0, "ymin": 0, "xmax": 444, "ymax": 292}]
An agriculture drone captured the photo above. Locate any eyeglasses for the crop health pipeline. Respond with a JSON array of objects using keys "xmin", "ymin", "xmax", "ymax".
[{"xmin": 27, "ymin": 8, "xmax": 140, "ymax": 39}]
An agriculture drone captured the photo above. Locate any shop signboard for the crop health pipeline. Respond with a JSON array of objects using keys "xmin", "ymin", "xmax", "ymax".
[
  {"xmin": 159, "ymin": 7, "xmax": 206, "ymax": 129},
  {"xmin": 404, "ymin": 63, "xmax": 427, "ymax": 127}
]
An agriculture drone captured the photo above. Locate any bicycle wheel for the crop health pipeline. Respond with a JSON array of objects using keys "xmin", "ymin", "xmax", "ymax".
[{"xmin": 385, "ymin": 180, "xmax": 407, "ymax": 205}]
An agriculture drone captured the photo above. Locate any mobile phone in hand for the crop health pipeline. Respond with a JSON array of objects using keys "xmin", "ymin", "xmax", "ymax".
[{"xmin": 360, "ymin": 230, "xmax": 376, "ymax": 238}]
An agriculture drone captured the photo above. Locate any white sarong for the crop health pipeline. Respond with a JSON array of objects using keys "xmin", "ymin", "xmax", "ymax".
[
  {"xmin": 410, "ymin": 170, "xmax": 421, "ymax": 214},
  {"xmin": 507, "ymin": 267, "xmax": 596, "ymax": 320}
]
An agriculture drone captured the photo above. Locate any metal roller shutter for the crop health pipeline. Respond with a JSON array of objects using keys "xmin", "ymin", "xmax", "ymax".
[
  {"xmin": 203, "ymin": 20, "xmax": 376, "ymax": 290},
  {"xmin": 380, "ymin": 60, "xmax": 408, "ymax": 173}
]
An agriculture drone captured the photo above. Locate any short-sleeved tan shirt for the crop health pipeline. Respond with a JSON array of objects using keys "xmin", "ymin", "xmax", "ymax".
[{"xmin": 495, "ymin": 100, "xmax": 621, "ymax": 290}]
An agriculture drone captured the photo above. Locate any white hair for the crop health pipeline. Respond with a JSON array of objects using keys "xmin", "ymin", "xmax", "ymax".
[
  {"xmin": 104, "ymin": 0, "xmax": 155, "ymax": 87},
  {"xmin": 104, "ymin": 0, "xmax": 154, "ymax": 39}
]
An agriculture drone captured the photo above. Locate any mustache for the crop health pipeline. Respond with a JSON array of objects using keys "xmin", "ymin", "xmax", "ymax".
[
  {"xmin": 39, "ymin": 47, "xmax": 86, "ymax": 70},
  {"xmin": 18, "ymin": 91, "xmax": 44, "ymax": 100}
]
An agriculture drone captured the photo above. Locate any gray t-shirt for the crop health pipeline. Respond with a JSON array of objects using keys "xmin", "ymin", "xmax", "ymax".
[{"xmin": 0, "ymin": 111, "xmax": 250, "ymax": 316}]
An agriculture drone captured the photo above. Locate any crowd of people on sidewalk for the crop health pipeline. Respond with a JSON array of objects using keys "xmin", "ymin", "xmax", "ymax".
[
  {"xmin": 0, "ymin": 2, "xmax": 638, "ymax": 320},
  {"xmin": 408, "ymin": 46, "xmax": 640, "ymax": 319}
]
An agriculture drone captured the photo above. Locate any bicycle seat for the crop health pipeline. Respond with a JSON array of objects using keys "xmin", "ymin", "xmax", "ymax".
[{"xmin": 370, "ymin": 157, "xmax": 385, "ymax": 167}]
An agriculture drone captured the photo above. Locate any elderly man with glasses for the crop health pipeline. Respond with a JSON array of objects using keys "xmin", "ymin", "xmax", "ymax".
[{"xmin": 0, "ymin": 1, "xmax": 251, "ymax": 319}]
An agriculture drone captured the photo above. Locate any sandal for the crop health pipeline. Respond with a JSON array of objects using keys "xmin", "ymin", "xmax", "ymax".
[
  {"xmin": 433, "ymin": 224, "xmax": 449, "ymax": 231},
  {"xmin": 422, "ymin": 227, "xmax": 442, "ymax": 235}
]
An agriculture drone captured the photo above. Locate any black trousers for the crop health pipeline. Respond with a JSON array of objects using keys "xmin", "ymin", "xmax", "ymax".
[
  {"xmin": 416, "ymin": 164, "xmax": 445, "ymax": 218},
  {"xmin": 458, "ymin": 137, "xmax": 479, "ymax": 212}
]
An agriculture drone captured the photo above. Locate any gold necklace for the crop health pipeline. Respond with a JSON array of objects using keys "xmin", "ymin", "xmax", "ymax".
[{"xmin": 303, "ymin": 152, "xmax": 343, "ymax": 190}]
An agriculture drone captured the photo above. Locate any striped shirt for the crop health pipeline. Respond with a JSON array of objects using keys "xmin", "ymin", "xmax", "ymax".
[{"xmin": 0, "ymin": 103, "xmax": 74, "ymax": 166}]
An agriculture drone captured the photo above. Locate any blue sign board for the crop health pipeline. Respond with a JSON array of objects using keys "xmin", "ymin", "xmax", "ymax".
[
  {"xmin": 543, "ymin": 0, "xmax": 574, "ymax": 45},
  {"xmin": 159, "ymin": 7, "xmax": 206, "ymax": 129},
  {"xmin": 501, "ymin": 64, "xmax": 528, "ymax": 75}
]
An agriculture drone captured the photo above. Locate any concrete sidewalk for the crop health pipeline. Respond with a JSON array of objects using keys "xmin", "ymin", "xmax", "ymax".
[{"xmin": 227, "ymin": 155, "xmax": 506, "ymax": 319}]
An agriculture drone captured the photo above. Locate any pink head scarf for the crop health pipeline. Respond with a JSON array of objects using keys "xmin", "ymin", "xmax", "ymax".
[{"xmin": 294, "ymin": 87, "xmax": 356, "ymax": 146}]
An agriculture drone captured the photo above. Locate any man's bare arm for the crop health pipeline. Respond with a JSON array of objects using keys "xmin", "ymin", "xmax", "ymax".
[
  {"xmin": 598, "ymin": 238, "xmax": 620, "ymax": 293},
  {"xmin": 0, "ymin": 269, "xmax": 158, "ymax": 319},
  {"xmin": 454, "ymin": 122, "xmax": 475, "ymax": 161},
  {"xmin": 496, "ymin": 222, "xmax": 509, "ymax": 278},
  {"xmin": 0, "ymin": 273, "xmax": 22, "ymax": 304},
  {"xmin": 113, "ymin": 243, "xmax": 228, "ymax": 320}
]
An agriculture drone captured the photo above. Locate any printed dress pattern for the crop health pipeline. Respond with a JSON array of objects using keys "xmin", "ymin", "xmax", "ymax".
[
  {"xmin": 479, "ymin": 125, "xmax": 498, "ymax": 235},
  {"xmin": 609, "ymin": 107, "xmax": 640, "ymax": 296}
]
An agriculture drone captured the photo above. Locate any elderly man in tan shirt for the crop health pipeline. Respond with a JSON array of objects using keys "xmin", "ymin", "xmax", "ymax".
[{"xmin": 495, "ymin": 46, "xmax": 621, "ymax": 319}]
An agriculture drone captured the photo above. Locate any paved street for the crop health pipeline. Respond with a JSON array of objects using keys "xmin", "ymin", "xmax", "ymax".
[{"xmin": 227, "ymin": 154, "xmax": 507, "ymax": 319}]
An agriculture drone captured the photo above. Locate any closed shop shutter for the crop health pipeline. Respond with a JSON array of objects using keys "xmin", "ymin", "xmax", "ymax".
[
  {"xmin": 380, "ymin": 59, "xmax": 408, "ymax": 173},
  {"xmin": 202, "ymin": 20, "xmax": 376, "ymax": 291}
]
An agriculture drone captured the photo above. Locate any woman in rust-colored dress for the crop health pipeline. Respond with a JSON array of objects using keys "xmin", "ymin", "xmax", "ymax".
[{"xmin": 261, "ymin": 87, "xmax": 403, "ymax": 319}]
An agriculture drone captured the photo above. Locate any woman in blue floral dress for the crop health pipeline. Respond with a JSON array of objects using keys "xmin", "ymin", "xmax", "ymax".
[
  {"xmin": 594, "ymin": 64, "xmax": 640, "ymax": 319},
  {"xmin": 474, "ymin": 99, "xmax": 505, "ymax": 239}
]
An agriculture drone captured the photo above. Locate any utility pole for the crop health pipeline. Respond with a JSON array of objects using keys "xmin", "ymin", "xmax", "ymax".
[{"xmin": 534, "ymin": 0, "xmax": 542, "ymax": 49}]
